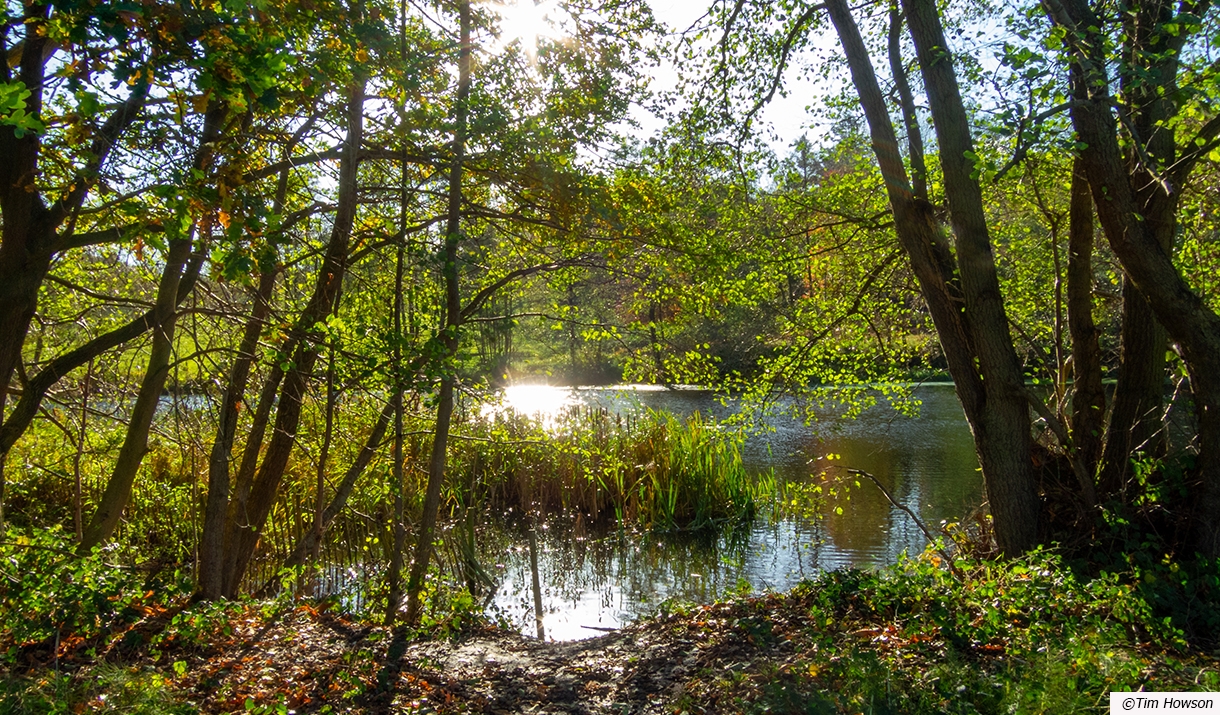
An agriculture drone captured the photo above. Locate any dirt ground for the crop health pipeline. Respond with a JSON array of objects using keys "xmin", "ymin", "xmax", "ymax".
[{"xmin": 163, "ymin": 594, "xmax": 810, "ymax": 714}]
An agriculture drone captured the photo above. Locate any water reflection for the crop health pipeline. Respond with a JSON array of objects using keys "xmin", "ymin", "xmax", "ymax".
[
  {"xmin": 485, "ymin": 383, "xmax": 983, "ymax": 640},
  {"xmin": 490, "ymin": 520, "xmax": 827, "ymax": 642}
]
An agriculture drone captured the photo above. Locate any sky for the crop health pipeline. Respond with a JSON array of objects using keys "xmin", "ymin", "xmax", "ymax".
[
  {"xmin": 641, "ymin": 0, "xmax": 837, "ymax": 152},
  {"xmin": 493, "ymin": 0, "xmax": 843, "ymax": 155}
]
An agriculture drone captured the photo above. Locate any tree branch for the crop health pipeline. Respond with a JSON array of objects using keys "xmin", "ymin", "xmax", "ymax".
[
  {"xmin": 1168, "ymin": 112, "xmax": 1220, "ymax": 188},
  {"xmin": 460, "ymin": 258, "xmax": 592, "ymax": 323}
]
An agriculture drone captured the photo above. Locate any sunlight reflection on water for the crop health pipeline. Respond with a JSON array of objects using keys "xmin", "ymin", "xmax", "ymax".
[
  {"xmin": 488, "ymin": 383, "xmax": 700, "ymax": 430},
  {"xmin": 480, "ymin": 383, "xmax": 984, "ymax": 642}
]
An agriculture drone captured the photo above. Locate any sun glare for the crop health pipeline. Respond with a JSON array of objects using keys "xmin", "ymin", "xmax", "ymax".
[{"xmin": 492, "ymin": 0, "xmax": 565, "ymax": 57}]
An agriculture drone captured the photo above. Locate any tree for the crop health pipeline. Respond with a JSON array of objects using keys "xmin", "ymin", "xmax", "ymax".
[{"xmin": 1042, "ymin": 0, "xmax": 1220, "ymax": 554}]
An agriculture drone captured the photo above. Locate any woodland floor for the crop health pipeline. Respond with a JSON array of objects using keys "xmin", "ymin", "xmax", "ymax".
[
  {"xmin": 79, "ymin": 595, "xmax": 827, "ymax": 714},
  {"xmin": 5, "ymin": 588, "xmax": 938, "ymax": 714},
  {"xmin": 6, "ymin": 567, "xmax": 1219, "ymax": 714}
]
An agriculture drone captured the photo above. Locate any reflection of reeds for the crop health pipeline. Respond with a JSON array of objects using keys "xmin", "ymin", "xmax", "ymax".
[{"xmin": 447, "ymin": 406, "xmax": 767, "ymax": 531}]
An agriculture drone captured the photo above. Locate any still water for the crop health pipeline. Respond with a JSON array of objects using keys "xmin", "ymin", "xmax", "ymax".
[{"xmin": 484, "ymin": 383, "xmax": 983, "ymax": 641}]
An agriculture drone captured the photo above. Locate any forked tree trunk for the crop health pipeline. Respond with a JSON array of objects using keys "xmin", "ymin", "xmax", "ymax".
[
  {"xmin": 0, "ymin": 21, "xmax": 147, "ymax": 413},
  {"xmin": 901, "ymin": 0, "xmax": 1041, "ymax": 549},
  {"xmin": 828, "ymin": 0, "xmax": 1041, "ymax": 554},
  {"xmin": 199, "ymin": 157, "xmax": 293, "ymax": 598},
  {"xmin": 1092, "ymin": 0, "xmax": 1182, "ymax": 495},
  {"xmin": 217, "ymin": 76, "xmax": 367, "ymax": 596},
  {"xmin": 1044, "ymin": 0, "xmax": 1220, "ymax": 555},
  {"xmin": 198, "ymin": 267, "xmax": 277, "ymax": 598}
]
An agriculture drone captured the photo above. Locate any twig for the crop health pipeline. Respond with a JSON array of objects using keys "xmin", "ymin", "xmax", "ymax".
[{"xmin": 842, "ymin": 468, "xmax": 964, "ymax": 580}]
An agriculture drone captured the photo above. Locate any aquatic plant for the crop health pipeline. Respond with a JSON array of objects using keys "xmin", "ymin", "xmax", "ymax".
[{"xmin": 449, "ymin": 406, "xmax": 767, "ymax": 531}]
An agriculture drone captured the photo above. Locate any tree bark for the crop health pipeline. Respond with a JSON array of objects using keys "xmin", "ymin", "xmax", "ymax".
[
  {"xmin": 901, "ymin": 0, "xmax": 1042, "ymax": 546},
  {"xmin": 76, "ymin": 98, "xmax": 228, "ymax": 552},
  {"xmin": 0, "ymin": 6, "xmax": 149, "ymax": 419},
  {"xmin": 1066, "ymin": 160, "xmax": 1106, "ymax": 474},
  {"xmin": 887, "ymin": 5, "xmax": 928, "ymax": 199},
  {"xmin": 78, "ymin": 235, "xmax": 195, "ymax": 551},
  {"xmin": 828, "ymin": 0, "xmax": 1041, "ymax": 554},
  {"xmin": 1044, "ymin": 0, "xmax": 1220, "ymax": 555},
  {"xmin": 198, "ymin": 267, "xmax": 277, "ymax": 598},
  {"xmin": 403, "ymin": 0, "xmax": 472, "ymax": 625}
]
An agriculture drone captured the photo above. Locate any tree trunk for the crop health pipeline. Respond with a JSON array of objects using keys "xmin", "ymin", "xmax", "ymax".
[
  {"xmin": 1066, "ymin": 160, "xmax": 1106, "ymax": 474},
  {"xmin": 1092, "ymin": 0, "xmax": 1182, "ymax": 496},
  {"xmin": 886, "ymin": 5, "xmax": 928, "ymax": 199},
  {"xmin": 384, "ymin": 388, "xmax": 408, "ymax": 626},
  {"xmin": 828, "ymin": 0, "xmax": 1040, "ymax": 554},
  {"xmin": 1044, "ymin": 0, "xmax": 1220, "ymax": 555},
  {"xmin": 78, "ymin": 235, "xmax": 195, "ymax": 552},
  {"xmin": 0, "ymin": 13, "xmax": 147, "ymax": 523},
  {"xmin": 72, "ymin": 360, "xmax": 94, "ymax": 542},
  {"xmin": 219, "ymin": 76, "xmax": 367, "ymax": 595},
  {"xmin": 312, "ymin": 342, "xmax": 337, "ymax": 587},
  {"xmin": 901, "ymin": 0, "xmax": 1041, "ymax": 550},
  {"xmin": 403, "ymin": 0, "xmax": 472, "ymax": 625},
  {"xmin": 198, "ymin": 267, "xmax": 277, "ymax": 598},
  {"xmin": 0, "ymin": 10, "xmax": 54, "ymax": 412},
  {"xmin": 404, "ymin": 376, "xmax": 457, "ymax": 623},
  {"xmin": 77, "ymin": 99, "xmax": 227, "ymax": 552},
  {"xmin": 199, "ymin": 150, "xmax": 296, "ymax": 599},
  {"xmin": 1097, "ymin": 284, "xmax": 1167, "ymax": 494},
  {"xmin": 384, "ymin": 62, "xmax": 413, "ymax": 623}
]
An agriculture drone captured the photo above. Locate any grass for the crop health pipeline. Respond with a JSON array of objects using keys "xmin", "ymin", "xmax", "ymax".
[{"xmin": 6, "ymin": 396, "xmax": 773, "ymax": 582}]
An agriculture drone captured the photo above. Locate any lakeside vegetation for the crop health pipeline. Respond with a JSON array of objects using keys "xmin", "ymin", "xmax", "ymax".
[
  {"xmin": 2, "ymin": 0, "xmax": 1220, "ymax": 709},
  {"xmin": 3, "ymin": 533, "xmax": 1217, "ymax": 713}
]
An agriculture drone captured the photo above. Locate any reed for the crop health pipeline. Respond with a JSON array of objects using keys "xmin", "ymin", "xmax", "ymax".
[{"xmin": 446, "ymin": 406, "xmax": 769, "ymax": 531}]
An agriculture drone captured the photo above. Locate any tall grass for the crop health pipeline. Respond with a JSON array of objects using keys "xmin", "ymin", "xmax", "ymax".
[{"xmin": 451, "ymin": 406, "xmax": 768, "ymax": 530}]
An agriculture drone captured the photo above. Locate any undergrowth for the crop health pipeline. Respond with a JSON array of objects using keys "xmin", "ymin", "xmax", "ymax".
[
  {"xmin": 676, "ymin": 548, "xmax": 1220, "ymax": 714},
  {"xmin": 2, "ymin": 527, "xmax": 1217, "ymax": 714}
]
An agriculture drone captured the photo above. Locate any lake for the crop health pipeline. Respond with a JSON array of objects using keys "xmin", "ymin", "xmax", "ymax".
[{"xmin": 482, "ymin": 383, "xmax": 982, "ymax": 641}]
